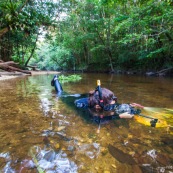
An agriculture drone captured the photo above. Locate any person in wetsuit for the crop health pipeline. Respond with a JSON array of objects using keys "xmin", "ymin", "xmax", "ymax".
[
  {"xmin": 51, "ymin": 76, "xmax": 157, "ymax": 127},
  {"xmin": 74, "ymin": 86, "xmax": 144, "ymax": 119}
]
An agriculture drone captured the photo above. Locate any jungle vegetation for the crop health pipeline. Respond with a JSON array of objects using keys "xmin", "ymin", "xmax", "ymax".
[{"xmin": 0, "ymin": 0, "xmax": 173, "ymax": 73}]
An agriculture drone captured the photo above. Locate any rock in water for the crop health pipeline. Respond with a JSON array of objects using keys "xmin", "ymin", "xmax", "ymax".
[{"xmin": 108, "ymin": 144, "xmax": 136, "ymax": 165}]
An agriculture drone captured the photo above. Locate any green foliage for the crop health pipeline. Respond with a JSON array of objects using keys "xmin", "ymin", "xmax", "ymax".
[
  {"xmin": 58, "ymin": 74, "xmax": 82, "ymax": 83},
  {"xmin": 147, "ymin": 48, "xmax": 165, "ymax": 58},
  {"xmin": 1, "ymin": 0, "xmax": 173, "ymax": 72},
  {"xmin": 32, "ymin": 42, "xmax": 72, "ymax": 70},
  {"xmin": 0, "ymin": 0, "xmax": 59, "ymax": 65}
]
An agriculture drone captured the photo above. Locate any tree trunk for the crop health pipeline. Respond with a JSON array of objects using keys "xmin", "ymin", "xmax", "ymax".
[
  {"xmin": 0, "ymin": 28, "xmax": 9, "ymax": 38},
  {"xmin": 106, "ymin": 47, "xmax": 114, "ymax": 73},
  {"xmin": 24, "ymin": 33, "xmax": 39, "ymax": 67},
  {"xmin": 94, "ymin": 22, "xmax": 114, "ymax": 73},
  {"xmin": 0, "ymin": 61, "xmax": 31, "ymax": 74}
]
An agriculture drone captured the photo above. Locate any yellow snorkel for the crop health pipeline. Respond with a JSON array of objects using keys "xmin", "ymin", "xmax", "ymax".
[
  {"xmin": 96, "ymin": 79, "xmax": 104, "ymax": 108},
  {"xmin": 97, "ymin": 79, "xmax": 101, "ymax": 86}
]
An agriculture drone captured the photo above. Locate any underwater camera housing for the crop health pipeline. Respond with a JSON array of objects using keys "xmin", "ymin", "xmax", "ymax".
[
  {"xmin": 130, "ymin": 108, "xmax": 141, "ymax": 115},
  {"xmin": 150, "ymin": 119, "xmax": 158, "ymax": 127}
]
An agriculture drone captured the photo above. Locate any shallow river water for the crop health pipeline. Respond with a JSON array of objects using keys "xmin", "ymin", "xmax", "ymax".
[{"xmin": 0, "ymin": 73, "xmax": 173, "ymax": 173}]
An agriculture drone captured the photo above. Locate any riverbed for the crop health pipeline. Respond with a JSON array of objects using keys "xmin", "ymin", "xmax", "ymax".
[{"xmin": 0, "ymin": 73, "xmax": 173, "ymax": 173}]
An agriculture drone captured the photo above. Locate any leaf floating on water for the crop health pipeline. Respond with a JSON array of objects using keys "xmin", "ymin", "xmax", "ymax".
[{"xmin": 108, "ymin": 144, "xmax": 136, "ymax": 165}]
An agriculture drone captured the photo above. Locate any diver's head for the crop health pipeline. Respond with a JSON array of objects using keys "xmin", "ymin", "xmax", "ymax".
[{"xmin": 88, "ymin": 88, "xmax": 117, "ymax": 110}]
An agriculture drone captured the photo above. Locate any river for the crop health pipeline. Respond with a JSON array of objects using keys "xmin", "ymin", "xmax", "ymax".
[{"xmin": 0, "ymin": 73, "xmax": 173, "ymax": 173}]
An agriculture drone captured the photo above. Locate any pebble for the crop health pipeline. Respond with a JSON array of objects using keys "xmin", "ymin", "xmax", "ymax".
[
  {"xmin": 111, "ymin": 164, "xmax": 117, "ymax": 168},
  {"xmin": 104, "ymin": 170, "xmax": 110, "ymax": 173},
  {"xmin": 95, "ymin": 167, "xmax": 99, "ymax": 170},
  {"xmin": 54, "ymin": 126, "xmax": 66, "ymax": 132},
  {"xmin": 54, "ymin": 143, "xmax": 60, "ymax": 149},
  {"xmin": 47, "ymin": 127, "xmax": 53, "ymax": 131}
]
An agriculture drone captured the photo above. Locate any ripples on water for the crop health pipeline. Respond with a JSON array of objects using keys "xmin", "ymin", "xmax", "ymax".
[{"xmin": 0, "ymin": 73, "xmax": 173, "ymax": 173}]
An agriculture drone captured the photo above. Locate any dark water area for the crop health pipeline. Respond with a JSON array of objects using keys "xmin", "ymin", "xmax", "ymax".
[{"xmin": 0, "ymin": 73, "xmax": 173, "ymax": 173}]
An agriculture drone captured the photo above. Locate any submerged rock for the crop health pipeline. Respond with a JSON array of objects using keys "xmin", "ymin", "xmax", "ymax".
[
  {"xmin": 0, "ymin": 152, "xmax": 15, "ymax": 173},
  {"xmin": 29, "ymin": 146, "xmax": 78, "ymax": 173},
  {"xmin": 108, "ymin": 144, "xmax": 136, "ymax": 165},
  {"xmin": 77, "ymin": 143, "xmax": 100, "ymax": 159},
  {"xmin": 161, "ymin": 136, "xmax": 173, "ymax": 146}
]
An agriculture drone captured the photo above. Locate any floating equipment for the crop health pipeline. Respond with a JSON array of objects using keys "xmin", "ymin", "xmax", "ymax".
[{"xmin": 134, "ymin": 115, "xmax": 167, "ymax": 128}]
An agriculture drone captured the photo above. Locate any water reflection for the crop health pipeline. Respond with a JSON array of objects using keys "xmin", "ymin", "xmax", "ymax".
[
  {"xmin": 29, "ymin": 146, "xmax": 78, "ymax": 172},
  {"xmin": 0, "ymin": 152, "xmax": 15, "ymax": 173},
  {"xmin": 0, "ymin": 74, "xmax": 173, "ymax": 173}
]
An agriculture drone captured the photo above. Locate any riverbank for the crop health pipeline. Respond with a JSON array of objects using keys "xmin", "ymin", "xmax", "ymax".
[
  {"xmin": 0, "ymin": 70, "xmax": 60, "ymax": 81},
  {"xmin": 1, "ymin": 68, "xmax": 173, "ymax": 81}
]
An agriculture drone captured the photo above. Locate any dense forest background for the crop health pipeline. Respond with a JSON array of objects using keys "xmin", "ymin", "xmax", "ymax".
[{"xmin": 0, "ymin": 0, "xmax": 173, "ymax": 73}]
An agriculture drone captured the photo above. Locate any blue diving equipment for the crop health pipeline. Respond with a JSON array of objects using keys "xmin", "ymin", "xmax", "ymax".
[{"xmin": 74, "ymin": 97, "xmax": 89, "ymax": 108}]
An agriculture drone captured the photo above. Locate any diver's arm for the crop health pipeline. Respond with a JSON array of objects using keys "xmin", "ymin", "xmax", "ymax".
[{"xmin": 119, "ymin": 112, "xmax": 134, "ymax": 118}]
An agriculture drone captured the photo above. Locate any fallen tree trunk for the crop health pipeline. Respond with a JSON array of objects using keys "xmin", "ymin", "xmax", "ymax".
[
  {"xmin": 27, "ymin": 65, "xmax": 38, "ymax": 71},
  {"xmin": 0, "ymin": 61, "xmax": 19, "ymax": 66},
  {"xmin": 146, "ymin": 67, "xmax": 173, "ymax": 76},
  {"xmin": 0, "ymin": 71, "xmax": 25, "ymax": 76},
  {"xmin": 156, "ymin": 67, "xmax": 173, "ymax": 76},
  {"xmin": 0, "ymin": 61, "xmax": 31, "ymax": 75}
]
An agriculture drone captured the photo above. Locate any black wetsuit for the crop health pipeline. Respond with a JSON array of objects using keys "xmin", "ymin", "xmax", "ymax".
[{"xmin": 51, "ymin": 75, "xmax": 63, "ymax": 95}]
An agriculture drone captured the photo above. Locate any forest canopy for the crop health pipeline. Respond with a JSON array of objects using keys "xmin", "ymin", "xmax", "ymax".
[{"xmin": 0, "ymin": 0, "xmax": 173, "ymax": 73}]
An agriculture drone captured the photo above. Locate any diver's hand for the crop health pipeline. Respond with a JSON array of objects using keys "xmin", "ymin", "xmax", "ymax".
[{"xmin": 130, "ymin": 103, "xmax": 144, "ymax": 109}]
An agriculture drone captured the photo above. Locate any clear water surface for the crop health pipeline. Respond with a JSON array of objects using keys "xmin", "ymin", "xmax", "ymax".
[{"xmin": 0, "ymin": 73, "xmax": 173, "ymax": 173}]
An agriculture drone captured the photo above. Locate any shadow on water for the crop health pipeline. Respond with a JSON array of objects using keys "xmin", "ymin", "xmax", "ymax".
[{"xmin": 0, "ymin": 73, "xmax": 173, "ymax": 173}]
